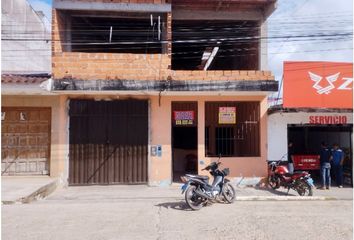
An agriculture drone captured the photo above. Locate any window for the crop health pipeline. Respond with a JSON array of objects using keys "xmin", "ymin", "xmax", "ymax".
[
  {"xmin": 205, "ymin": 102, "xmax": 260, "ymax": 157},
  {"xmin": 215, "ymin": 127, "xmax": 235, "ymax": 156},
  {"xmin": 172, "ymin": 20, "xmax": 260, "ymax": 70},
  {"xmin": 65, "ymin": 12, "xmax": 166, "ymax": 53}
]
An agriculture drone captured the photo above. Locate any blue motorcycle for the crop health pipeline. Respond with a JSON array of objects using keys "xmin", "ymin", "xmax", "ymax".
[{"xmin": 180, "ymin": 158, "xmax": 236, "ymax": 210}]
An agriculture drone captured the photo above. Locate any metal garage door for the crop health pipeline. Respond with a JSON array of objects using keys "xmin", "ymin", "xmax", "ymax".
[
  {"xmin": 1, "ymin": 107, "xmax": 51, "ymax": 175},
  {"xmin": 69, "ymin": 100, "xmax": 148, "ymax": 185}
]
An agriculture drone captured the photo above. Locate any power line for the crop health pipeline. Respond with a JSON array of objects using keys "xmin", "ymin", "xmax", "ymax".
[
  {"xmin": 3, "ymin": 38, "xmax": 351, "ymax": 52},
  {"xmin": 2, "ymin": 32, "xmax": 352, "ymax": 43},
  {"xmin": 2, "ymin": 47, "xmax": 352, "ymax": 60}
]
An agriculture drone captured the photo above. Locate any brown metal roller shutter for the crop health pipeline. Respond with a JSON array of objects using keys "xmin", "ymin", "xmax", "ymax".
[
  {"xmin": 1, "ymin": 107, "xmax": 51, "ymax": 175},
  {"xmin": 68, "ymin": 100, "xmax": 148, "ymax": 185}
]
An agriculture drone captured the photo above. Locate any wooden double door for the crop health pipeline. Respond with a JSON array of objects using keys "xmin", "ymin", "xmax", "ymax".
[{"xmin": 1, "ymin": 107, "xmax": 51, "ymax": 175}]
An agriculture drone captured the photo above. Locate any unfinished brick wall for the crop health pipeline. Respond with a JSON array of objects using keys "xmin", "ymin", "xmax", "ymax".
[
  {"xmin": 52, "ymin": 52, "xmax": 274, "ymax": 81},
  {"xmin": 52, "ymin": 52, "xmax": 171, "ymax": 80},
  {"xmin": 171, "ymin": 70, "xmax": 274, "ymax": 81},
  {"xmin": 52, "ymin": 10, "xmax": 65, "ymax": 53},
  {"xmin": 52, "ymin": 7, "xmax": 275, "ymax": 81},
  {"xmin": 72, "ymin": 0, "xmax": 167, "ymax": 3}
]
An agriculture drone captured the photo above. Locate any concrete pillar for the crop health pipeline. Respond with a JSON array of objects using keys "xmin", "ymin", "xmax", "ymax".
[
  {"xmin": 259, "ymin": 20, "xmax": 268, "ymax": 70},
  {"xmin": 197, "ymin": 99, "xmax": 206, "ymax": 175},
  {"xmin": 166, "ymin": 12, "xmax": 172, "ymax": 56}
]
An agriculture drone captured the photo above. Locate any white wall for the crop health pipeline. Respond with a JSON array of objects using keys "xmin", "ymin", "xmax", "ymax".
[
  {"xmin": 2, "ymin": 0, "xmax": 51, "ymax": 73},
  {"xmin": 268, "ymin": 112, "xmax": 353, "ymax": 161}
]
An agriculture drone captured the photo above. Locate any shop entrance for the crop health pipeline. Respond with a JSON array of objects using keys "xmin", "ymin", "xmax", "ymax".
[
  {"xmin": 288, "ymin": 124, "xmax": 353, "ymax": 186},
  {"xmin": 172, "ymin": 102, "xmax": 198, "ymax": 182}
]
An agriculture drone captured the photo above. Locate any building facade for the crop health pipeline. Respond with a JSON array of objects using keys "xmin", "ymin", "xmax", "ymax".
[
  {"xmin": 268, "ymin": 108, "xmax": 353, "ymax": 161},
  {"xmin": 267, "ymin": 61, "xmax": 353, "ymax": 185},
  {"xmin": 1, "ymin": 0, "xmax": 59, "ymax": 177},
  {"xmin": 3, "ymin": 0, "xmax": 279, "ymax": 186}
]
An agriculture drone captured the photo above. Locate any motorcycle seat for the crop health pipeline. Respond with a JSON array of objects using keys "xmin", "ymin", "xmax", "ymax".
[
  {"xmin": 186, "ymin": 174, "xmax": 209, "ymax": 180},
  {"xmin": 284, "ymin": 171, "xmax": 307, "ymax": 178}
]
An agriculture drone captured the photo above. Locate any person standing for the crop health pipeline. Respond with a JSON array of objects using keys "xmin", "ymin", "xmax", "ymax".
[
  {"xmin": 318, "ymin": 142, "xmax": 331, "ymax": 190},
  {"xmin": 288, "ymin": 141, "xmax": 294, "ymax": 174},
  {"xmin": 331, "ymin": 143, "xmax": 344, "ymax": 188}
]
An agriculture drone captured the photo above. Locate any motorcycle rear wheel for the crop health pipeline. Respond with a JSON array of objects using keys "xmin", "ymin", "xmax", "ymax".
[
  {"xmin": 296, "ymin": 179, "xmax": 313, "ymax": 196},
  {"xmin": 222, "ymin": 182, "xmax": 236, "ymax": 203},
  {"xmin": 185, "ymin": 185, "xmax": 204, "ymax": 210}
]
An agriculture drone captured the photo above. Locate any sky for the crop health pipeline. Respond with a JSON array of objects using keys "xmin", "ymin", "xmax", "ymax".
[
  {"xmin": 28, "ymin": 0, "xmax": 353, "ymax": 86},
  {"xmin": 267, "ymin": 0, "xmax": 353, "ymax": 83},
  {"xmin": 28, "ymin": 0, "xmax": 52, "ymax": 20}
]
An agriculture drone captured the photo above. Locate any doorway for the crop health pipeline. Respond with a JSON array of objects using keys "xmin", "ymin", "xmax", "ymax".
[
  {"xmin": 1, "ymin": 107, "xmax": 51, "ymax": 176},
  {"xmin": 172, "ymin": 102, "xmax": 198, "ymax": 182},
  {"xmin": 288, "ymin": 124, "xmax": 353, "ymax": 186},
  {"xmin": 69, "ymin": 99, "xmax": 148, "ymax": 185}
]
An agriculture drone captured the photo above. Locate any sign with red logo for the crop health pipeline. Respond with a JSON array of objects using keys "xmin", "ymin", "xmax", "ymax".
[
  {"xmin": 173, "ymin": 111, "xmax": 195, "ymax": 125},
  {"xmin": 309, "ymin": 115, "xmax": 348, "ymax": 124},
  {"xmin": 283, "ymin": 61, "xmax": 353, "ymax": 108},
  {"xmin": 293, "ymin": 155, "xmax": 320, "ymax": 170}
]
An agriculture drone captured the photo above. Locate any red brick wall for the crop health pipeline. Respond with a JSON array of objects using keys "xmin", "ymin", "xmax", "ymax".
[
  {"xmin": 52, "ymin": 10, "xmax": 65, "ymax": 53},
  {"xmin": 171, "ymin": 70, "xmax": 274, "ymax": 81},
  {"xmin": 72, "ymin": 0, "xmax": 167, "ymax": 3},
  {"xmin": 52, "ymin": 9, "xmax": 275, "ymax": 81},
  {"xmin": 52, "ymin": 52, "xmax": 274, "ymax": 81},
  {"xmin": 52, "ymin": 52, "xmax": 171, "ymax": 80}
]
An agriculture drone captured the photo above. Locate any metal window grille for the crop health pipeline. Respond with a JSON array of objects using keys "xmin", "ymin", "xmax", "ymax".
[{"xmin": 205, "ymin": 101, "xmax": 260, "ymax": 157}]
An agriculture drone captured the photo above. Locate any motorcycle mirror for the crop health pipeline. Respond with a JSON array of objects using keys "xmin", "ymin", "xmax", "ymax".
[{"xmin": 217, "ymin": 153, "xmax": 221, "ymax": 163}]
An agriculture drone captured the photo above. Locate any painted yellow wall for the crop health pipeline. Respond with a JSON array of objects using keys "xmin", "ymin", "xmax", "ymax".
[
  {"xmin": 2, "ymin": 94, "xmax": 268, "ymax": 185},
  {"xmin": 149, "ymin": 95, "xmax": 268, "ymax": 185},
  {"xmin": 1, "ymin": 95, "xmax": 69, "ymax": 179}
]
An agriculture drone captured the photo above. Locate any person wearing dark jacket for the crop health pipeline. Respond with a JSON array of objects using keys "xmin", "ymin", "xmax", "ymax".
[
  {"xmin": 318, "ymin": 142, "xmax": 331, "ymax": 190},
  {"xmin": 287, "ymin": 141, "xmax": 294, "ymax": 174},
  {"xmin": 331, "ymin": 143, "xmax": 345, "ymax": 188}
]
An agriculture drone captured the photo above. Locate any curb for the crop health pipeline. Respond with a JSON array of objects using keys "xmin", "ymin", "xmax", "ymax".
[
  {"xmin": 2, "ymin": 179, "xmax": 59, "ymax": 205},
  {"xmin": 236, "ymin": 196, "xmax": 340, "ymax": 201}
]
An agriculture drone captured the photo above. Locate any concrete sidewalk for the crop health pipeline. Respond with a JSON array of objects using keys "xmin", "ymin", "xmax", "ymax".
[
  {"xmin": 236, "ymin": 185, "xmax": 353, "ymax": 201},
  {"xmin": 2, "ymin": 178, "xmax": 352, "ymax": 204},
  {"xmin": 46, "ymin": 183, "xmax": 353, "ymax": 203},
  {"xmin": 2, "ymin": 176, "xmax": 58, "ymax": 204}
]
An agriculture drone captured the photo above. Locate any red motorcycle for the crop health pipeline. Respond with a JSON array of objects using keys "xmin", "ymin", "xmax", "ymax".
[{"xmin": 268, "ymin": 161, "xmax": 314, "ymax": 196}]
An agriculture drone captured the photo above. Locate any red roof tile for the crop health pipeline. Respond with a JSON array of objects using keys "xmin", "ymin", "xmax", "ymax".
[{"xmin": 1, "ymin": 74, "xmax": 50, "ymax": 84}]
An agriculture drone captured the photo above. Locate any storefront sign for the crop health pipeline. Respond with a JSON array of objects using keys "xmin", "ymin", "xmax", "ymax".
[
  {"xmin": 173, "ymin": 111, "xmax": 194, "ymax": 125},
  {"xmin": 283, "ymin": 61, "xmax": 353, "ymax": 108},
  {"xmin": 218, "ymin": 107, "xmax": 236, "ymax": 124},
  {"xmin": 309, "ymin": 115, "xmax": 348, "ymax": 124}
]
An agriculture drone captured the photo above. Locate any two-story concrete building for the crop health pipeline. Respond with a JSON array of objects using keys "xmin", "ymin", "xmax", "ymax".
[{"xmin": 4, "ymin": 0, "xmax": 278, "ymax": 186}]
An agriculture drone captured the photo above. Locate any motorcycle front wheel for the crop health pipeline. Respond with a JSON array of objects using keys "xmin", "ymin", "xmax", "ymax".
[
  {"xmin": 222, "ymin": 182, "xmax": 236, "ymax": 203},
  {"xmin": 268, "ymin": 176, "xmax": 280, "ymax": 190},
  {"xmin": 185, "ymin": 185, "xmax": 204, "ymax": 210},
  {"xmin": 295, "ymin": 179, "xmax": 313, "ymax": 196}
]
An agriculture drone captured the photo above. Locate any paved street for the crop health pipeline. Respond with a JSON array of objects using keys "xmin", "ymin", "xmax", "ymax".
[{"xmin": 2, "ymin": 186, "xmax": 353, "ymax": 240}]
